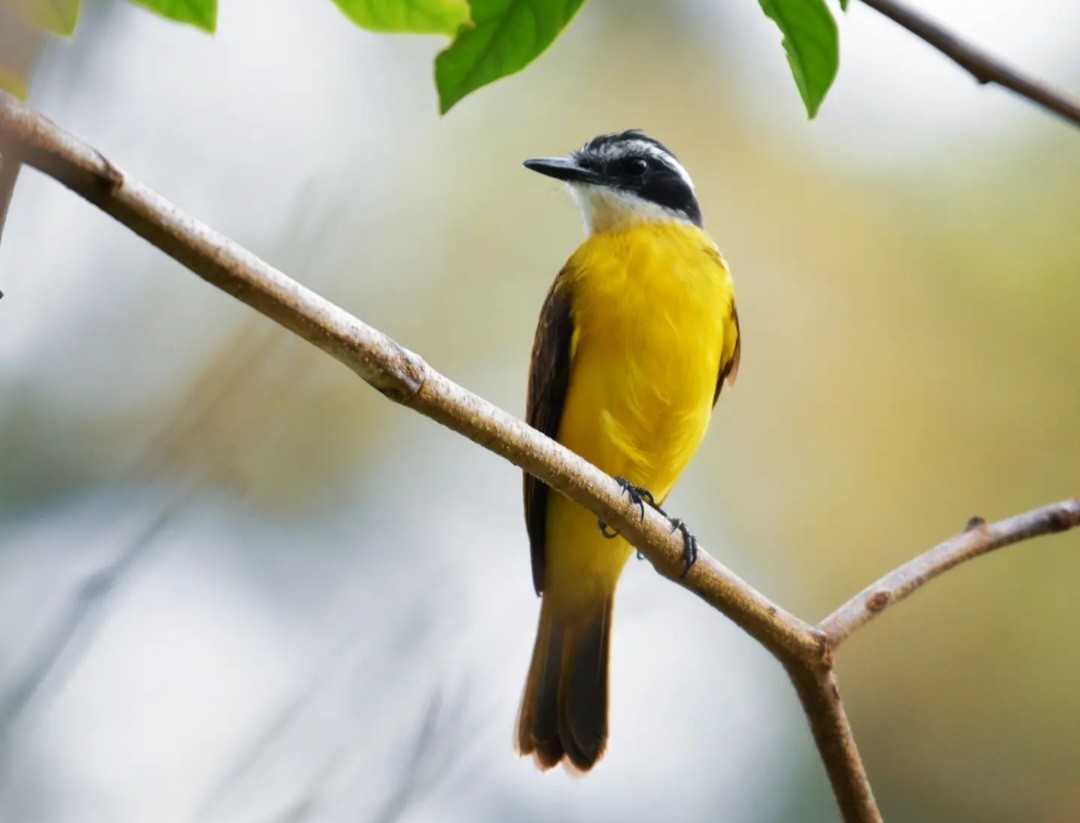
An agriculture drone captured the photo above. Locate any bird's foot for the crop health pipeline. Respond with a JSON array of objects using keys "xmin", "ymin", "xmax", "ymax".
[
  {"xmin": 630, "ymin": 494, "xmax": 697, "ymax": 576},
  {"xmin": 598, "ymin": 520, "xmax": 619, "ymax": 539},
  {"xmin": 614, "ymin": 477, "xmax": 655, "ymax": 519},
  {"xmin": 667, "ymin": 518, "xmax": 699, "ymax": 578},
  {"xmin": 597, "ymin": 476, "xmax": 699, "ymax": 574},
  {"xmin": 596, "ymin": 478, "xmax": 656, "ymax": 539}
]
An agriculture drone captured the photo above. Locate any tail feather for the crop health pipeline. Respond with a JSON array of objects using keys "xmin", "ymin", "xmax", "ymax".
[
  {"xmin": 517, "ymin": 597, "xmax": 613, "ymax": 772},
  {"xmin": 518, "ymin": 605, "xmax": 565, "ymax": 769},
  {"xmin": 562, "ymin": 603, "xmax": 610, "ymax": 768}
]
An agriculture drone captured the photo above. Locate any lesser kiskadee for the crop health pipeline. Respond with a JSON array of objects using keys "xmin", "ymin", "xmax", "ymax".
[{"xmin": 517, "ymin": 130, "xmax": 740, "ymax": 772}]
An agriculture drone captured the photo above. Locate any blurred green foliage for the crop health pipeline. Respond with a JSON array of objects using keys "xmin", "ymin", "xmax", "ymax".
[
  {"xmin": 0, "ymin": 7, "xmax": 42, "ymax": 97},
  {"xmin": 0, "ymin": 0, "xmax": 842, "ymax": 114},
  {"xmin": 1, "ymin": 0, "xmax": 80, "ymax": 36},
  {"xmin": 127, "ymin": 0, "xmax": 217, "ymax": 32},
  {"xmin": 330, "ymin": 0, "xmax": 470, "ymax": 36}
]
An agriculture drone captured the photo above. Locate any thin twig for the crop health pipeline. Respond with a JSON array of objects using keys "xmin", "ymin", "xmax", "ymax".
[
  {"xmin": 858, "ymin": 0, "xmax": 1080, "ymax": 127},
  {"xmin": 370, "ymin": 689, "xmax": 449, "ymax": 823},
  {"xmin": 0, "ymin": 508, "xmax": 171, "ymax": 729},
  {"xmin": 821, "ymin": 498, "xmax": 1080, "ymax": 646},
  {"xmin": 195, "ymin": 605, "xmax": 399, "ymax": 819},
  {"xmin": 0, "ymin": 141, "xmax": 22, "ymax": 262},
  {"xmin": 0, "ymin": 335, "xmax": 298, "ymax": 738}
]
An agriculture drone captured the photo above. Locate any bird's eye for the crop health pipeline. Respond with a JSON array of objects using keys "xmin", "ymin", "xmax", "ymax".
[{"xmin": 622, "ymin": 157, "xmax": 648, "ymax": 177}]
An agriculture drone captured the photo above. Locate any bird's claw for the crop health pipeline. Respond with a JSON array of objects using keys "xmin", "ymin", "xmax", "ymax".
[
  {"xmin": 599, "ymin": 479, "xmax": 696, "ymax": 575},
  {"xmin": 614, "ymin": 477, "xmax": 654, "ymax": 520},
  {"xmin": 668, "ymin": 518, "xmax": 698, "ymax": 577},
  {"xmin": 597, "ymin": 478, "xmax": 655, "ymax": 538}
]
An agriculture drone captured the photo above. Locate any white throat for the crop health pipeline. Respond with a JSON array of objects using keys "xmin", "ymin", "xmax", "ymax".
[{"xmin": 570, "ymin": 184, "xmax": 693, "ymax": 235}]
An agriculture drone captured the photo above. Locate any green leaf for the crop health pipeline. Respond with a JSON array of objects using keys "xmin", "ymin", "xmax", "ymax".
[
  {"xmin": 0, "ymin": 8, "xmax": 46, "ymax": 97},
  {"xmin": 758, "ymin": 0, "xmax": 839, "ymax": 118},
  {"xmin": 1, "ymin": 0, "xmax": 80, "ymax": 36},
  {"xmin": 0, "ymin": 68, "xmax": 27, "ymax": 99},
  {"xmin": 839, "ymin": 0, "xmax": 848, "ymax": 10},
  {"xmin": 331, "ymin": 0, "xmax": 470, "ymax": 36},
  {"xmin": 127, "ymin": 0, "xmax": 217, "ymax": 33},
  {"xmin": 435, "ymin": 0, "xmax": 586, "ymax": 114}
]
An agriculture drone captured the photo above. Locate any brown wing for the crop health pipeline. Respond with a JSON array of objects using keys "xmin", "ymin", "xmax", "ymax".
[
  {"xmin": 523, "ymin": 268, "xmax": 574, "ymax": 595},
  {"xmin": 713, "ymin": 303, "xmax": 741, "ymax": 406}
]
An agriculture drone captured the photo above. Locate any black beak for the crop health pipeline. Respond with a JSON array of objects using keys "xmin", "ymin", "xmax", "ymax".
[{"xmin": 523, "ymin": 156, "xmax": 602, "ymax": 184}]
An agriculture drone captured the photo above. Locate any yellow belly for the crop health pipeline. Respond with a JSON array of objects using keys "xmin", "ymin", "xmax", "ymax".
[{"xmin": 544, "ymin": 222, "xmax": 736, "ymax": 614}]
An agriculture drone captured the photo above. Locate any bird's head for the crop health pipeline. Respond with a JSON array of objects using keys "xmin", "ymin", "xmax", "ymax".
[{"xmin": 524, "ymin": 129, "xmax": 701, "ymax": 235}]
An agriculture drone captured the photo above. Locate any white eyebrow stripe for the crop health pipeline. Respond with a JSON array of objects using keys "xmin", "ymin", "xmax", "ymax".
[
  {"xmin": 597, "ymin": 139, "xmax": 695, "ymax": 191},
  {"xmin": 643, "ymin": 144, "xmax": 695, "ymax": 191}
]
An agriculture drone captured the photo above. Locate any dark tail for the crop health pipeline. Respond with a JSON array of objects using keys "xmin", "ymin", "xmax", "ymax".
[{"xmin": 516, "ymin": 596, "xmax": 613, "ymax": 772}]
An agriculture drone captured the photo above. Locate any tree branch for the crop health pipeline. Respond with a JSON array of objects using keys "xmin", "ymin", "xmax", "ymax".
[
  {"xmin": 858, "ymin": 0, "xmax": 1080, "ymax": 127},
  {"xmin": 785, "ymin": 663, "xmax": 881, "ymax": 823},
  {"xmin": 0, "ymin": 140, "xmax": 22, "ymax": 266},
  {"xmin": 820, "ymin": 498, "xmax": 1080, "ymax": 646},
  {"xmin": 3, "ymin": 90, "xmax": 1078, "ymax": 823},
  {"xmin": 0, "ymin": 90, "xmax": 821, "ymax": 666}
]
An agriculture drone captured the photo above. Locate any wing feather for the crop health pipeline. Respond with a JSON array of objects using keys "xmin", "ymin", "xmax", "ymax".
[
  {"xmin": 705, "ymin": 242, "xmax": 741, "ymax": 406},
  {"xmin": 524, "ymin": 268, "xmax": 575, "ymax": 594},
  {"xmin": 713, "ymin": 302, "xmax": 741, "ymax": 405}
]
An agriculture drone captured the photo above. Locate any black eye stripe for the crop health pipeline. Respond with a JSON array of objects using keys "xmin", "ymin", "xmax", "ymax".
[
  {"xmin": 574, "ymin": 130, "xmax": 703, "ymax": 227},
  {"xmin": 617, "ymin": 156, "xmax": 649, "ymax": 176}
]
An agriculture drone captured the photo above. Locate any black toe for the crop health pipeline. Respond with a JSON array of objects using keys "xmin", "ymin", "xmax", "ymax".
[
  {"xmin": 614, "ymin": 477, "xmax": 657, "ymax": 520},
  {"xmin": 668, "ymin": 518, "xmax": 698, "ymax": 577}
]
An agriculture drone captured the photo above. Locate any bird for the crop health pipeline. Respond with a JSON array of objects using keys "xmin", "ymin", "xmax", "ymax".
[{"xmin": 517, "ymin": 130, "xmax": 741, "ymax": 773}]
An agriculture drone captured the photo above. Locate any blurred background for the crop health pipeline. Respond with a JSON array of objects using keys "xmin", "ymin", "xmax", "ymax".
[{"xmin": 1, "ymin": 0, "xmax": 1078, "ymax": 820}]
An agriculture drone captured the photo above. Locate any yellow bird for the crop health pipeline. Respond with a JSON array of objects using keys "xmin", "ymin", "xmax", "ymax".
[{"xmin": 517, "ymin": 130, "xmax": 740, "ymax": 772}]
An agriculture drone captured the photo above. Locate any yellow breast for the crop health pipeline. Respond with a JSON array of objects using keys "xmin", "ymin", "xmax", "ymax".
[
  {"xmin": 558, "ymin": 222, "xmax": 735, "ymax": 495},
  {"xmin": 542, "ymin": 221, "xmax": 737, "ymax": 611}
]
